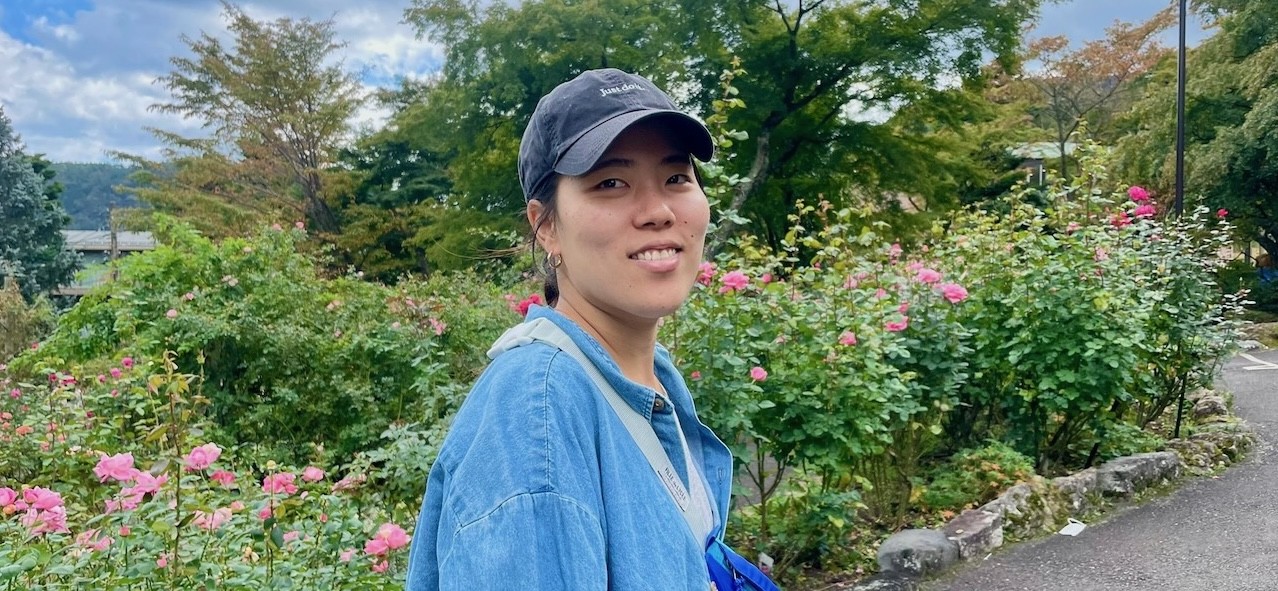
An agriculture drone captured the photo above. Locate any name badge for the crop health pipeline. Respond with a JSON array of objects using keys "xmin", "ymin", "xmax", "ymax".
[{"xmin": 657, "ymin": 465, "xmax": 689, "ymax": 512}]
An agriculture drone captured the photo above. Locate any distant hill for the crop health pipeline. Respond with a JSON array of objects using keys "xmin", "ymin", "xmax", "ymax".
[{"xmin": 51, "ymin": 162, "xmax": 141, "ymax": 230}]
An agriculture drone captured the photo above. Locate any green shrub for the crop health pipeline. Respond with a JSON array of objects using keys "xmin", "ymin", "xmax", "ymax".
[
  {"xmin": 920, "ymin": 441, "xmax": 1036, "ymax": 512},
  {"xmin": 0, "ymin": 275, "xmax": 53, "ymax": 362},
  {"xmin": 667, "ymin": 201, "xmax": 973, "ymax": 570},
  {"xmin": 9, "ymin": 216, "xmax": 519, "ymax": 464}
]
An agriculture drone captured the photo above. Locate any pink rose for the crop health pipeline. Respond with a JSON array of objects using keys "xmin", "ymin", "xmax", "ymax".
[
  {"xmin": 301, "ymin": 466, "xmax": 325, "ymax": 483},
  {"xmin": 210, "ymin": 470, "xmax": 236, "ymax": 487},
  {"xmin": 718, "ymin": 270, "xmax": 750, "ymax": 294},
  {"xmin": 516, "ymin": 294, "xmax": 542, "ymax": 317},
  {"xmin": 364, "ymin": 523, "xmax": 410, "ymax": 556},
  {"xmin": 690, "ymin": 371, "xmax": 702, "ymax": 381},
  {"xmin": 262, "ymin": 473, "xmax": 298, "ymax": 495},
  {"xmin": 1217, "ymin": 208, "xmax": 1229, "ymax": 219},
  {"xmin": 0, "ymin": 487, "xmax": 16, "ymax": 507},
  {"xmin": 749, "ymin": 366, "xmax": 768, "ymax": 382},
  {"xmin": 915, "ymin": 268, "xmax": 942, "ymax": 284},
  {"xmin": 1133, "ymin": 203, "xmax": 1157, "ymax": 218},
  {"xmin": 697, "ymin": 262, "xmax": 716, "ymax": 286},
  {"xmin": 839, "ymin": 331, "xmax": 857, "ymax": 346},
  {"xmin": 885, "ymin": 317, "xmax": 910, "ymax": 332},
  {"xmin": 183, "ymin": 443, "xmax": 222, "ymax": 471},
  {"xmin": 76, "ymin": 528, "xmax": 114, "ymax": 552},
  {"xmin": 124, "ymin": 472, "xmax": 167, "ymax": 496},
  {"xmin": 340, "ymin": 548, "xmax": 356, "ymax": 562},
  {"xmin": 166, "ymin": 309, "xmax": 178, "ymax": 319},
  {"xmin": 23, "ymin": 487, "xmax": 64, "ymax": 511},
  {"xmin": 94, "ymin": 452, "xmax": 138, "ymax": 483},
  {"xmin": 939, "ymin": 284, "xmax": 968, "ymax": 304},
  {"xmin": 1128, "ymin": 185, "xmax": 1150, "ymax": 202},
  {"xmin": 22, "ymin": 506, "xmax": 68, "ymax": 535},
  {"xmin": 194, "ymin": 508, "xmax": 232, "ymax": 531},
  {"xmin": 121, "ymin": 357, "xmax": 134, "ymax": 369},
  {"xmin": 109, "ymin": 367, "xmax": 122, "ymax": 379},
  {"xmin": 372, "ymin": 560, "xmax": 390, "ymax": 573}
]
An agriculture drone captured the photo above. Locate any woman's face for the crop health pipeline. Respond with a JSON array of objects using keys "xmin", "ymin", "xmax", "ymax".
[{"xmin": 530, "ymin": 120, "xmax": 711, "ymax": 326}]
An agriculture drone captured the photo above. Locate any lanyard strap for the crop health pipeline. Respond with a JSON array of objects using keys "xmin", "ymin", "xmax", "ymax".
[{"xmin": 488, "ymin": 318, "xmax": 713, "ymax": 545}]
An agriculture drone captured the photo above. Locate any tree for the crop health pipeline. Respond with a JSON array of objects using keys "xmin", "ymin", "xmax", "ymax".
[
  {"xmin": 992, "ymin": 9, "xmax": 1175, "ymax": 179},
  {"xmin": 394, "ymin": 0, "xmax": 1041, "ymax": 252},
  {"xmin": 1113, "ymin": 0, "xmax": 1278, "ymax": 258},
  {"xmin": 119, "ymin": 1, "xmax": 362, "ymax": 237},
  {"xmin": 0, "ymin": 107, "xmax": 80, "ymax": 300}
]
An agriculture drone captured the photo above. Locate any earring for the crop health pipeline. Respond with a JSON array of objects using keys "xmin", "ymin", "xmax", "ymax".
[{"xmin": 549, "ymin": 253, "xmax": 563, "ymax": 268}]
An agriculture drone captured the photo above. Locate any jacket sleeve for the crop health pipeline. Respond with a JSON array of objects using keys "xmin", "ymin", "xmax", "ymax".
[{"xmin": 438, "ymin": 491, "xmax": 607, "ymax": 590}]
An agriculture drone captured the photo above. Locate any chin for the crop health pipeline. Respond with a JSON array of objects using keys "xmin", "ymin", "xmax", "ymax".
[{"xmin": 628, "ymin": 298, "xmax": 687, "ymax": 321}]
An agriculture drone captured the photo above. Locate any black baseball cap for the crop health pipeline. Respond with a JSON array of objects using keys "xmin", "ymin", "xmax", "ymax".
[{"xmin": 518, "ymin": 68, "xmax": 715, "ymax": 202}]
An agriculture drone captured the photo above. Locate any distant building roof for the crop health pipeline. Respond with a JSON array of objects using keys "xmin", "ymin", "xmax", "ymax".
[
  {"xmin": 62, "ymin": 230, "xmax": 157, "ymax": 252},
  {"xmin": 1010, "ymin": 142, "xmax": 1079, "ymax": 160}
]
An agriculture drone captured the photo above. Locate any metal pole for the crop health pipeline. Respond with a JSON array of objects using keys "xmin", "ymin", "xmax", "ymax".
[{"xmin": 1174, "ymin": 0, "xmax": 1188, "ymax": 218}]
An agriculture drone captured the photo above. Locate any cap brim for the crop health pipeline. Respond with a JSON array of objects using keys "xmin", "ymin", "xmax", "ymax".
[{"xmin": 554, "ymin": 110, "xmax": 714, "ymax": 176}]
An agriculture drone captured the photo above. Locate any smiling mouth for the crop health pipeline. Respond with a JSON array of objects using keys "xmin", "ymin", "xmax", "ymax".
[{"xmin": 630, "ymin": 248, "xmax": 680, "ymax": 261}]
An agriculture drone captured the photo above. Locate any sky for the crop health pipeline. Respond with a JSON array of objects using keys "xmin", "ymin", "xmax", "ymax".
[{"xmin": 0, "ymin": 0, "xmax": 1209, "ymax": 164}]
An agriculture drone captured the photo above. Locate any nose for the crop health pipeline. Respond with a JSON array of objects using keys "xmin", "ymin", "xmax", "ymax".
[{"xmin": 635, "ymin": 184, "xmax": 675, "ymax": 229}]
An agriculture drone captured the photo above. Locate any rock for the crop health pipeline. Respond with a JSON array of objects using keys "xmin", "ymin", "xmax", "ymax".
[
  {"xmin": 1096, "ymin": 452, "xmax": 1182, "ymax": 497},
  {"xmin": 942, "ymin": 509, "xmax": 1003, "ymax": 559},
  {"xmin": 849, "ymin": 573, "xmax": 922, "ymax": 591},
  {"xmin": 1051, "ymin": 468, "xmax": 1099, "ymax": 513},
  {"xmin": 1237, "ymin": 339, "xmax": 1264, "ymax": 350},
  {"xmin": 1193, "ymin": 395, "xmax": 1229, "ymax": 420},
  {"xmin": 876, "ymin": 529, "xmax": 959, "ymax": 577},
  {"xmin": 978, "ymin": 482, "xmax": 1033, "ymax": 522},
  {"xmin": 1191, "ymin": 428, "xmax": 1255, "ymax": 462},
  {"xmin": 1165, "ymin": 439, "xmax": 1217, "ymax": 473},
  {"xmin": 1185, "ymin": 388, "xmax": 1214, "ymax": 403}
]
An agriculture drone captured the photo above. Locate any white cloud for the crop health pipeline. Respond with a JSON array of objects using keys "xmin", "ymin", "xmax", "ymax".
[{"xmin": 2, "ymin": 0, "xmax": 440, "ymax": 163}]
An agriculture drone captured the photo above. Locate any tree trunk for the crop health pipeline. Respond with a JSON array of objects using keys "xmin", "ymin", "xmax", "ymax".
[
  {"xmin": 708, "ymin": 128, "xmax": 771, "ymax": 257},
  {"xmin": 301, "ymin": 170, "xmax": 340, "ymax": 234}
]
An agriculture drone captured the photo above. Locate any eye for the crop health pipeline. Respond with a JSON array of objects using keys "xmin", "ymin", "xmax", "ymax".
[
  {"xmin": 596, "ymin": 178, "xmax": 628, "ymax": 190},
  {"xmin": 667, "ymin": 173, "xmax": 694, "ymax": 185}
]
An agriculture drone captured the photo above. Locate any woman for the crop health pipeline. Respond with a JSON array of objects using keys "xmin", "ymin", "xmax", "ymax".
[{"xmin": 405, "ymin": 68, "xmax": 738, "ymax": 590}]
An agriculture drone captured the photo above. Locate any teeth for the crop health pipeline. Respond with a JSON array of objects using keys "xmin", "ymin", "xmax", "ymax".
[{"xmin": 632, "ymin": 248, "xmax": 678, "ymax": 261}]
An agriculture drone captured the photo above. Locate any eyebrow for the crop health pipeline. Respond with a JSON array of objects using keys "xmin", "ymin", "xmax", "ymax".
[{"xmin": 583, "ymin": 153, "xmax": 693, "ymax": 175}]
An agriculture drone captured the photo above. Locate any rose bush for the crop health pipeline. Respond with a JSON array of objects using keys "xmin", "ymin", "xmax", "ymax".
[
  {"xmin": 7, "ymin": 215, "xmax": 517, "ymax": 466},
  {"xmin": 0, "ymin": 354, "xmax": 413, "ymax": 589}
]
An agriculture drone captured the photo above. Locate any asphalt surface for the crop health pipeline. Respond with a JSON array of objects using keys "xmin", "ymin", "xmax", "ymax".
[{"xmin": 921, "ymin": 350, "xmax": 1278, "ymax": 591}]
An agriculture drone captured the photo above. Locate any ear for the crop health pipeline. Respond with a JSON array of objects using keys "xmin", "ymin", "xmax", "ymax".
[{"xmin": 526, "ymin": 200, "xmax": 559, "ymax": 254}]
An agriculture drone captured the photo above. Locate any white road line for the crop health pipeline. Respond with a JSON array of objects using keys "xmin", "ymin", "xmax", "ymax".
[{"xmin": 1240, "ymin": 352, "xmax": 1278, "ymax": 371}]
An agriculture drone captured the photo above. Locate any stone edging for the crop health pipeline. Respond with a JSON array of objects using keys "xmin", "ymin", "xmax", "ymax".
[{"xmin": 849, "ymin": 390, "xmax": 1255, "ymax": 591}]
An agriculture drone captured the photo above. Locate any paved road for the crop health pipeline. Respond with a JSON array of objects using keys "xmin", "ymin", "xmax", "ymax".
[{"xmin": 922, "ymin": 350, "xmax": 1278, "ymax": 591}]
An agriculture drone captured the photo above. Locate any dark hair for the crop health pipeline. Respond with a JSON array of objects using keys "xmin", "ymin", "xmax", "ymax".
[{"xmin": 530, "ymin": 176, "xmax": 560, "ymax": 306}]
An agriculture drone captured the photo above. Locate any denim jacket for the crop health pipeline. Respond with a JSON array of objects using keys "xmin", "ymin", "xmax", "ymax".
[{"xmin": 405, "ymin": 305, "xmax": 735, "ymax": 590}]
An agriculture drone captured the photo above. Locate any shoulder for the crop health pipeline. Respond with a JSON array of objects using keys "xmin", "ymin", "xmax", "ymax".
[{"xmin": 430, "ymin": 341, "xmax": 605, "ymax": 521}]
